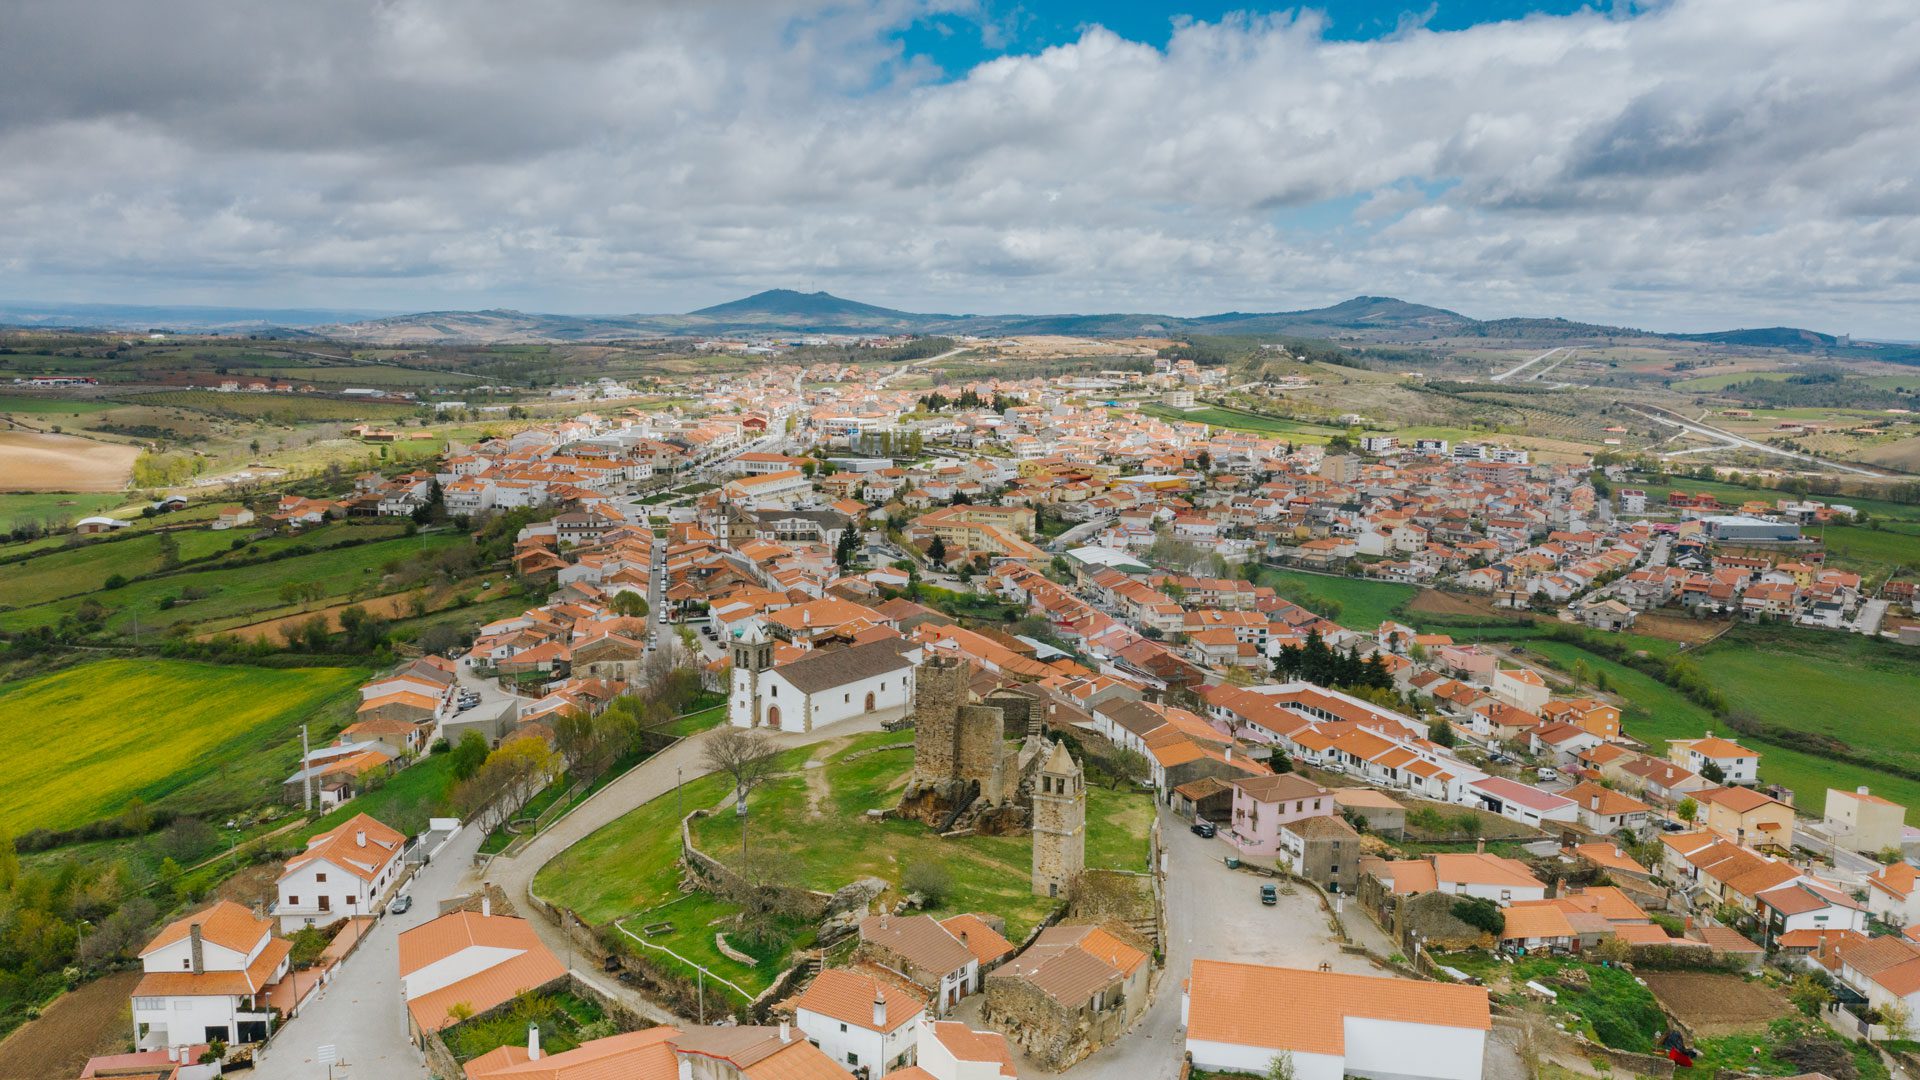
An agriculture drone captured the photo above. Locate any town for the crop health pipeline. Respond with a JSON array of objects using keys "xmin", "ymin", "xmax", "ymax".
[{"xmin": 21, "ymin": 348, "xmax": 1920, "ymax": 1080}]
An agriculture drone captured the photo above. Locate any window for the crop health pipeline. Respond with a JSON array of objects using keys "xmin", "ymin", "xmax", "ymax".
[
  {"xmin": 315, "ymin": 872, "xmax": 327, "ymax": 883},
  {"xmin": 288, "ymin": 895, "xmax": 298, "ymax": 905},
  {"xmin": 182, "ymin": 959, "xmax": 191, "ymax": 970},
  {"xmin": 848, "ymin": 1053, "xmax": 860, "ymax": 1066},
  {"xmin": 839, "ymin": 1023, "xmax": 848, "ymax": 1032}
]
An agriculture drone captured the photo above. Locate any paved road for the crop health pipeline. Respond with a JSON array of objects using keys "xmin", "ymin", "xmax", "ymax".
[
  {"xmin": 476, "ymin": 710, "xmax": 899, "ymax": 1023},
  {"xmin": 250, "ymin": 826, "xmax": 484, "ymax": 1080},
  {"xmin": 1051, "ymin": 809, "xmax": 1390, "ymax": 1080},
  {"xmin": 1490, "ymin": 347, "xmax": 1567, "ymax": 384},
  {"xmin": 1629, "ymin": 404, "xmax": 1881, "ymax": 476},
  {"xmin": 874, "ymin": 348, "xmax": 967, "ymax": 390}
]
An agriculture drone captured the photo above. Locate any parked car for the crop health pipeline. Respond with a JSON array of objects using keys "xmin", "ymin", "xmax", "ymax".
[
  {"xmin": 388, "ymin": 894, "xmax": 412, "ymax": 916},
  {"xmin": 1260, "ymin": 884, "xmax": 1278, "ymax": 906},
  {"xmin": 1190, "ymin": 821, "xmax": 1216, "ymax": 838},
  {"xmin": 1536, "ymin": 767, "xmax": 1560, "ymax": 782}
]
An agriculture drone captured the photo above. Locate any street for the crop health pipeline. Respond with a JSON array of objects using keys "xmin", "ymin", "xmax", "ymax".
[
  {"xmin": 1048, "ymin": 809, "xmax": 1391, "ymax": 1080},
  {"xmin": 249, "ymin": 825, "xmax": 484, "ymax": 1080}
]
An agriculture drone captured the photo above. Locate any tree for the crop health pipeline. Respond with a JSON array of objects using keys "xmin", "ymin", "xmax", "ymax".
[
  {"xmin": 702, "ymin": 727, "xmax": 780, "ymax": 851},
  {"xmin": 1265, "ymin": 1052, "xmax": 1297, "ymax": 1080},
  {"xmin": 834, "ymin": 525, "xmax": 859, "ymax": 570},
  {"xmin": 1787, "ymin": 972, "xmax": 1832, "ymax": 1017},
  {"xmin": 1676, "ymin": 796, "xmax": 1698, "ymax": 824},
  {"xmin": 926, "ymin": 535, "xmax": 947, "ymax": 565},
  {"xmin": 157, "ymin": 816, "xmax": 217, "ymax": 864},
  {"xmin": 1700, "ymin": 760, "xmax": 1727, "ymax": 784},
  {"xmin": 1884, "ymin": 1000, "xmax": 1915, "ymax": 1042},
  {"xmin": 608, "ymin": 590, "xmax": 650, "ymax": 618},
  {"xmin": 1429, "ymin": 719, "xmax": 1456, "ymax": 747},
  {"xmin": 450, "ymin": 731, "xmax": 489, "ymax": 781}
]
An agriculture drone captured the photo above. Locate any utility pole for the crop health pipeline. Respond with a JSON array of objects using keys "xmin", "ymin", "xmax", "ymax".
[{"xmin": 301, "ymin": 724, "xmax": 314, "ymax": 812}]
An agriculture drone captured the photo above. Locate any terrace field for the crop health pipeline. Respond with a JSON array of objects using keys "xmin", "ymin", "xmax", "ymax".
[
  {"xmin": 127, "ymin": 389, "xmax": 424, "ymax": 422},
  {"xmin": 1136, "ymin": 402, "xmax": 1342, "ymax": 441},
  {"xmin": 0, "ymin": 527, "xmax": 467, "ymax": 634},
  {"xmin": 0, "ymin": 659, "xmax": 367, "ymax": 834}
]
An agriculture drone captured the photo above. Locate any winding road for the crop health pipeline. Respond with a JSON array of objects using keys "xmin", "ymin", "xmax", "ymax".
[{"xmin": 1627, "ymin": 403, "xmax": 1882, "ymax": 476}]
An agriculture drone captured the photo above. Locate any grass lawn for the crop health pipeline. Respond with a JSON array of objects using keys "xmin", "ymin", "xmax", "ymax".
[
  {"xmin": 0, "ymin": 527, "xmax": 297, "ymax": 608},
  {"xmin": 538, "ymin": 731, "xmax": 1154, "ymax": 1001},
  {"xmin": 0, "ymin": 530, "xmax": 467, "ymax": 634},
  {"xmin": 1694, "ymin": 627, "xmax": 1920, "ymax": 777},
  {"xmin": 127, "ymin": 390, "xmax": 423, "ymax": 422},
  {"xmin": 1524, "ymin": 637, "xmax": 1920, "ymax": 820},
  {"xmin": 1435, "ymin": 954, "xmax": 1665, "ymax": 1052},
  {"xmin": 1250, "ymin": 567, "xmax": 1417, "ymax": 631},
  {"xmin": 297, "ymin": 751, "xmax": 459, "ymax": 843},
  {"xmin": 0, "ymin": 659, "xmax": 368, "ymax": 834}
]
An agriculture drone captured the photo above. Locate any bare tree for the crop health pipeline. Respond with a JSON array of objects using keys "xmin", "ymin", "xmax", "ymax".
[{"xmin": 702, "ymin": 727, "xmax": 779, "ymax": 802}]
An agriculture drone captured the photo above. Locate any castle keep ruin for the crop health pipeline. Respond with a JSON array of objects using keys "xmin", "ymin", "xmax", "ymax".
[{"xmin": 898, "ymin": 654, "xmax": 1053, "ymax": 835}]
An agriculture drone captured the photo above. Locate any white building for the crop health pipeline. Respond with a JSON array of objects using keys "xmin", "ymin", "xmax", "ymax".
[
  {"xmin": 791, "ymin": 967, "xmax": 925, "ymax": 1075},
  {"xmin": 397, "ymin": 904, "xmax": 565, "ymax": 1040},
  {"xmin": 728, "ymin": 630, "xmax": 914, "ymax": 733},
  {"xmin": 273, "ymin": 813, "xmax": 407, "ymax": 930},
  {"xmin": 132, "ymin": 902, "xmax": 290, "ymax": 1051},
  {"xmin": 1184, "ymin": 961, "xmax": 1489, "ymax": 1080},
  {"xmin": 1668, "ymin": 735, "xmax": 1760, "ymax": 785},
  {"xmin": 1824, "ymin": 787, "xmax": 1907, "ymax": 855},
  {"xmin": 915, "ymin": 1020, "xmax": 1021, "ymax": 1080},
  {"xmin": 1868, "ymin": 863, "xmax": 1920, "ymax": 927}
]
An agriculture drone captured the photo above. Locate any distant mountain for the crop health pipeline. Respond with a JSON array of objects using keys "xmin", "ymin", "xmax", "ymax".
[
  {"xmin": 1676, "ymin": 327, "xmax": 1840, "ymax": 348},
  {"xmin": 1, "ymin": 289, "xmax": 1873, "ymax": 352},
  {"xmin": 688, "ymin": 289, "xmax": 943, "ymax": 329},
  {"xmin": 0, "ymin": 300, "xmax": 391, "ymax": 331}
]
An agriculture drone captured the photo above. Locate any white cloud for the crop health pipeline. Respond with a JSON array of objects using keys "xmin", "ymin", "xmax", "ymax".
[{"xmin": 0, "ymin": 0, "xmax": 1917, "ymax": 334}]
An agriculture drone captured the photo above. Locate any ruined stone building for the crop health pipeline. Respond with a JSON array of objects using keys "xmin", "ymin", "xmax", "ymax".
[
  {"xmin": 983, "ymin": 922, "xmax": 1149, "ymax": 1070},
  {"xmin": 898, "ymin": 655, "xmax": 1051, "ymax": 833},
  {"xmin": 1031, "ymin": 740, "xmax": 1086, "ymax": 899}
]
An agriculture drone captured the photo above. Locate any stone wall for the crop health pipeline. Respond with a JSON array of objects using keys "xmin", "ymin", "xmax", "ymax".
[
  {"xmin": 983, "ymin": 973, "xmax": 1132, "ymax": 1071},
  {"xmin": 910, "ymin": 656, "xmax": 969, "ymax": 782}
]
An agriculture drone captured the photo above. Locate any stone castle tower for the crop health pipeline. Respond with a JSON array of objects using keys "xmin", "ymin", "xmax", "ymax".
[
  {"xmin": 908, "ymin": 654, "xmax": 1007, "ymax": 802},
  {"xmin": 1030, "ymin": 740, "xmax": 1085, "ymax": 899},
  {"xmin": 728, "ymin": 623, "xmax": 774, "ymax": 728}
]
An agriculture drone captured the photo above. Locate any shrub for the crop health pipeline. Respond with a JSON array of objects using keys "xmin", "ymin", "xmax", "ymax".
[
  {"xmin": 902, "ymin": 859, "xmax": 954, "ymax": 905},
  {"xmin": 1451, "ymin": 896, "xmax": 1504, "ymax": 935}
]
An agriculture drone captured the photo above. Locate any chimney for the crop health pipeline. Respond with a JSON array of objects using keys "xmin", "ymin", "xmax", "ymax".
[
  {"xmin": 779, "ymin": 1020, "xmax": 792, "ymax": 1043},
  {"xmin": 1859, "ymin": 786, "xmax": 1871, "ymax": 795},
  {"xmin": 529, "ymin": 1023, "xmax": 541, "ymax": 1061},
  {"xmin": 873, "ymin": 990, "xmax": 887, "ymax": 1028},
  {"xmin": 1475, "ymin": 837, "xmax": 1485, "ymax": 855},
  {"xmin": 168, "ymin": 1046, "xmax": 181, "ymax": 1064},
  {"xmin": 356, "ymin": 829, "xmax": 367, "ymax": 847},
  {"xmin": 189, "ymin": 923, "xmax": 204, "ymax": 975},
  {"xmin": 482, "ymin": 893, "xmax": 492, "ymax": 918},
  {"xmin": 1590, "ymin": 795, "xmax": 1601, "ymax": 811}
]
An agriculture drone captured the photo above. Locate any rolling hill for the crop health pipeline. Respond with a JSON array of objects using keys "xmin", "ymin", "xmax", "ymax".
[{"xmin": 6, "ymin": 289, "xmax": 1888, "ymax": 353}]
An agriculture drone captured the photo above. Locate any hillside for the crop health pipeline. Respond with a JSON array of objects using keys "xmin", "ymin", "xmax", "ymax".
[{"xmin": 4, "ymin": 289, "xmax": 1869, "ymax": 349}]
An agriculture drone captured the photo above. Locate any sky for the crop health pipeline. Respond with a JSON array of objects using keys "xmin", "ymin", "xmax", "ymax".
[{"xmin": 1, "ymin": 0, "xmax": 1917, "ymax": 336}]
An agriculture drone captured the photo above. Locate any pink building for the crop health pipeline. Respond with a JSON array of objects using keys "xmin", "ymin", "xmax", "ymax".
[{"xmin": 1228, "ymin": 773, "xmax": 1333, "ymax": 857}]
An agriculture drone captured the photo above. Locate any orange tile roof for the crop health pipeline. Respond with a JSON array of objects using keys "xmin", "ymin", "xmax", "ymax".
[
  {"xmin": 790, "ymin": 968, "xmax": 923, "ymax": 1035},
  {"xmin": 141, "ymin": 900, "xmax": 272, "ymax": 957},
  {"xmin": 1185, "ymin": 961, "xmax": 1489, "ymax": 1055},
  {"xmin": 938, "ymin": 913, "xmax": 1015, "ymax": 967},
  {"xmin": 134, "ymin": 935, "xmax": 290, "ymax": 999},
  {"xmin": 284, "ymin": 812, "xmax": 406, "ymax": 883},
  {"xmin": 926, "ymin": 1022, "xmax": 1017, "ymax": 1077},
  {"xmin": 464, "ymin": 1027, "xmax": 680, "ymax": 1080}
]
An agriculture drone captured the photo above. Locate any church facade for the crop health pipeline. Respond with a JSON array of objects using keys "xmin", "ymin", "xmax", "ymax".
[{"xmin": 728, "ymin": 626, "xmax": 916, "ymax": 733}]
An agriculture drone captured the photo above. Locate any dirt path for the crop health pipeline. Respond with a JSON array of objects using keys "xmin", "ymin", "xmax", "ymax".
[
  {"xmin": 0, "ymin": 971, "xmax": 141, "ymax": 1079},
  {"xmin": 0, "ymin": 430, "xmax": 138, "ymax": 492},
  {"xmin": 803, "ymin": 735, "xmax": 855, "ymax": 818}
]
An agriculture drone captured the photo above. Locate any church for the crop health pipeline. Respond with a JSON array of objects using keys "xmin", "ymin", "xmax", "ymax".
[{"xmin": 728, "ymin": 624, "xmax": 916, "ymax": 733}]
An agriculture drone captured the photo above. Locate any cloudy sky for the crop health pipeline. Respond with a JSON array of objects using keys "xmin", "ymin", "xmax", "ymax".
[{"xmin": 2, "ymin": 0, "xmax": 1917, "ymax": 335}]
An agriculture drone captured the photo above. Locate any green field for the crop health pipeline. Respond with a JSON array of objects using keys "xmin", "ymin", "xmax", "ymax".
[
  {"xmin": 0, "ymin": 395, "xmax": 122, "ymax": 415},
  {"xmin": 1626, "ymin": 472, "xmax": 1920, "ymax": 523},
  {"xmin": 297, "ymin": 751, "xmax": 458, "ymax": 843},
  {"xmin": 538, "ymin": 731, "xmax": 1153, "ymax": 1001},
  {"xmin": 0, "ymin": 528, "xmax": 466, "ymax": 633},
  {"xmin": 0, "ymin": 659, "xmax": 367, "ymax": 833},
  {"xmin": 1814, "ymin": 523, "xmax": 1920, "ymax": 573},
  {"xmin": 1524, "ymin": 636, "xmax": 1920, "ymax": 820},
  {"xmin": 1672, "ymin": 371, "xmax": 1794, "ymax": 392},
  {"xmin": 1136, "ymin": 403, "xmax": 1341, "ymax": 441},
  {"xmin": 1251, "ymin": 567, "xmax": 1417, "ymax": 630},
  {"xmin": 0, "ymin": 527, "xmax": 286, "ymax": 608},
  {"xmin": 0, "ymin": 492, "xmax": 132, "ymax": 530},
  {"xmin": 128, "ymin": 390, "xmax": 424, "ymax": 421}
]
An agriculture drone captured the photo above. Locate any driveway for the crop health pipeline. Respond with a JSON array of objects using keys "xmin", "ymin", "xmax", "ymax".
[
  {"xmin": 249, "ymin": 825, "xmax": 484, "ymax": 1080},
  {"xmin": 1052, "ymin": 809, "xmax": 1385, "ymax": 1080}
]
